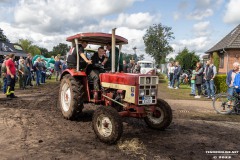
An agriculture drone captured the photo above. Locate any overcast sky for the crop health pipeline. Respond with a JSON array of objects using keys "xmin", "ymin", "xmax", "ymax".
[{"xmin": 1, "ymin": 0, "xmax": 240, "ymax": 60}]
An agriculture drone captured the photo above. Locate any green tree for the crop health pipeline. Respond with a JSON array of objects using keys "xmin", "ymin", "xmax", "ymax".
[
  {"xmin": 39, "ymin": 47, "xmax": 49, "ymax": 57},
  {"xmin": 143, "ymin": 23, "xmax": 174, "ymax": 65},
  {"xmin": 0, "ymin": 28, "xmax": 10, "ymax": 42},
  {"xmin": 52, "ymin": 43, "xmax": 70, "ymax": 56},
  {"xmin": 175, "ymin": 47, "xmax": 200, "ymax": 70},
  {"xmin": 18, "ymin": 39, "xmax": 41, "ymax": 56},
  {"xmin": 168, "ymin": 57, "xmax": 174, "ymax": 62},
  {"xmin": 122, "ymin": 53, "xmax": 137, "ymax": 63},
  {"xmin": 213, "ymin": 52, "xmax": 220, "ymax": 73}
]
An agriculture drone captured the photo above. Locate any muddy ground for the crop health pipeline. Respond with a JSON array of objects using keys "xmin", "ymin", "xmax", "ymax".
[{"xmin": 0, "ymin": 82, "xmax": 239, "ymax": 160}]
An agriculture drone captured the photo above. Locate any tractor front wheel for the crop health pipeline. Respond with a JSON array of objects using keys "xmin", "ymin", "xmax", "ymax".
[
  {"xmin": 92, "ymin": 107, "xmax": 123, "ymax": 144},
  {"xmin": 144, "ymin": 99, "xmax": 172, "ymax": 130},
  {"xmin": 59, "ymin": 74, "xmax": 84, "ymax": 120}
]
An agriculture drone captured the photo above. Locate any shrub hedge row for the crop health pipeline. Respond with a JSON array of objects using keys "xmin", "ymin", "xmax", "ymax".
[{"xmin": 214, "ymin": 74, "xmax": 227, "ymax": 93}]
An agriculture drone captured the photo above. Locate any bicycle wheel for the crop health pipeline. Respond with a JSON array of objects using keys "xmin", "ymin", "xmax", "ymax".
[
  {"xmin": 212, "ymin": 93, "xmax": 235, "ymax": 114},
  {"xmin": 214, "ymin": 85, "xmax": 217, "ymax": 95}
]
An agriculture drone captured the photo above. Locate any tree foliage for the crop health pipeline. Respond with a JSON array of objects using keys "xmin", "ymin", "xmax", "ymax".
[
  {"xmin": 52, "ymin": 43, "xmax": 70, "ymax": 57},
  {"xmin": 143, "ymin": 23, "xmax": 174, "ymax": 65},
  {"xmin": 213, "ymin": 52, "xmax": 219, "ymax": 73},
  {"xmin": 122, "ymin": 53, "xmax": 145, "ymax": 63},
  {"xmin": 0, "ymin": 28, "xmax": 10, "ymax": 42},
  {"xmin": 175, "ymin": 47, "xmax": 200, "ymax": 70},
  {"xmin": 38, "ymin": 47, "xmax": 50, "ymax": 57},
  {"xmin": 18, "ymin": 39, "xmax": 41, "ymax": 56}
]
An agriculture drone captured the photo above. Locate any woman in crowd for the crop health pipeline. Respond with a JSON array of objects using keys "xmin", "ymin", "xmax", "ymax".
[
  {"xmin": 194, "ymin": 62, "xmax": 204, "ymax": 98},
  {"xmin": 168, "ymin": 62, "xmax": 175, "ymax": 88},
  {"xmin": 18, "ymin": 59, "xmax": 26, "ymax": 89}
]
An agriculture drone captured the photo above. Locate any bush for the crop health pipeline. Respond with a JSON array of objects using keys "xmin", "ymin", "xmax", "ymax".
[
  {"xmin": 214, "ymin": 74, "xmax": 227, "ymax": 93},
  {"xmin": 213, "ymin": 52, "xmax": 220, "ymax": 73}
]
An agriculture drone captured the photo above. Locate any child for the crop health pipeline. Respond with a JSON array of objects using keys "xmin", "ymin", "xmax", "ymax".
[{"xmin": 190, "ymin": 70, "xmax": 196, "ymax": 96}]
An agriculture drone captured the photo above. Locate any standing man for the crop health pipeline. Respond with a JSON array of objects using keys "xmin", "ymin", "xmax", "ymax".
[
  {"xmin": 171, "ymin": 61, "xmax": 182, "ymax": 89},
  {"xmin": 5, "ymin": 53, "xmax": 17, "ymax": 98},
  {"xmin": 54, "ymin": 56, "xmax": 62, "ymax": 81},
  {"xmin": 204, "ymin": 59, "xmax": 217, "ymax": 99},
  {"xmin": 25, "ymin": 53, "xmax": 33, "ymax": 86}
]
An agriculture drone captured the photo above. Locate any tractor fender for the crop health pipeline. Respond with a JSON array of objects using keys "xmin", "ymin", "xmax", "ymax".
[
  {"xmin": 60, "ymin": 69, "xmax": 87, "ymax": 80},
  {"xmin": 60, "ymin": 69, "xmax": 90, "ymax": 102}
]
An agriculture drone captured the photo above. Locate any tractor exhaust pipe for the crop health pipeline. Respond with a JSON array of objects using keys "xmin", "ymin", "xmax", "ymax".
[
  {"xmin": 111, "ymin": 28, "xmax": 116, "ymax": 73},
  {"xmin": 74, "ymin": 38, "xmax": 79, "ymax": 71}
]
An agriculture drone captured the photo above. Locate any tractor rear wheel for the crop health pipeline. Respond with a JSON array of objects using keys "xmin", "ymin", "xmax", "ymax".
[
  {"xmin": 144, "ymin": 99, "xmax": 172, "ymax": 130},
  {"xmin": 92, "ymin": 106, "xmax": 123, "ymax": 144},
  {"xmin": 59, "ymin": 74, "xmax": 84, "ymax": 120}
]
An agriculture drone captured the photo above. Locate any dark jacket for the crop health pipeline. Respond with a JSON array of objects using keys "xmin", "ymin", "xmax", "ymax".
[
  {"xmin": 195, "ymin": 67, "xmax": 203, "ymax": 85},
  {"xmin": 173, "ymin": 65, "xmax": 181, "ymax": 77}
]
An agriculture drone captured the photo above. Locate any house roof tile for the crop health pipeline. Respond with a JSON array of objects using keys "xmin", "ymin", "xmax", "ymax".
[{"xmin": 206, "ymin": 24, "xmax": 240, "ymax": 53}]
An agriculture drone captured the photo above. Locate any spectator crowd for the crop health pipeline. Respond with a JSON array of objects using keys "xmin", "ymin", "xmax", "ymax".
[
  {"xmin": 0, "ymin": 53, "xmax": 66, "ymax": 99},
  {"xmin": 167, "ymin": 59, "xmax": 240, "ymax": 100}
]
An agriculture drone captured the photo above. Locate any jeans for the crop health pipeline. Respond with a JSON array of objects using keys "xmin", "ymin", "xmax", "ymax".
[
  {"xmin": 227, "ymin": 87, "xmax": 236, "ymax": 100},
  {"xmin": 55, "ymin": 70, "xmax": 61, "ymax": 81},
  {"xmin": 171, "ymin": 75, "xmax": 180, "ymax": 88},
  {"xmin": 41, "ymin": 71, "xmax": 46, "ymax": 83},
  {"xmin": 191, "ymin": 83, "xmax": 196, "ymax": 95},
  {"xmin": 26, "ymin": 67, "xmax": 32, "ymax": 86},
  {"xmin": 205, "ymin": 80, "xmax": 215, "ymax": 97},
  {"xmin": 3, "ymin": 77, "xmax": 7, "ymax": 93},
  {"xmin": 36, "ymin": 70, "xmax": 41, "ymax": 85}
]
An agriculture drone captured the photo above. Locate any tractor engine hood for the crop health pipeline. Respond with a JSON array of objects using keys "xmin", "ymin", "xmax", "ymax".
[{"xmin": 100, "ymin": 73, "xmax": 157, "ymax": 86}]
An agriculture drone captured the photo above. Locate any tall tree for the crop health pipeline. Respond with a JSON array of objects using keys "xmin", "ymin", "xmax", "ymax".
[
  {"xmin": 175, "ymin": 47, "xmax": 200, "ymax": 70},
  {"xmin": 18, "ymin": 39, "xmax": 41, "ymax": 56},
  {"xmin": 143, "ymin": 23, "xmax": 174, "ymax": 65},
  {"xmin": 0, "ymin": 28, "xmax": 10, "ymax": 42},
  {"xmin": 39, "ymin": 47, "xmax": 49, "ymax": 57},
  {"xmin": 52, "ymin": 43, "xmax": 70, "ymax": 56}
]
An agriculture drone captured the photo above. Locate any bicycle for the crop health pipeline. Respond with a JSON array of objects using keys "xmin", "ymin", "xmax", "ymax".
[{"xmin": 212, "ymin": 92, "xmax": 240, "ymax": 115}]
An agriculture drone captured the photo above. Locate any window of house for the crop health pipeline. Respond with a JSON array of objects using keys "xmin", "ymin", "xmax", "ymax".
[{"xmin": 219, "ymin": 53, "xmax": 224, "ymax": 68}]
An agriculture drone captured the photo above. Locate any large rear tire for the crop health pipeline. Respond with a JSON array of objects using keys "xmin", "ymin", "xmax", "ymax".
[
  {"xmin": 144, "ymin": 99, "xmax": 172, "ymax": 130},
  {"xmin": 92, "ymin": 106, "xmax": 123, "ymax": 144},
  {"xmin": 59, "ymin": 74, "xmax": 84, "ymax": 120}
]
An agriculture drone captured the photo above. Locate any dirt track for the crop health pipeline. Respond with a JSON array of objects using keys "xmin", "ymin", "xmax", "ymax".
[{"xmin": 0, "ymin": 82, "xmax": 239, "ymax": 160}]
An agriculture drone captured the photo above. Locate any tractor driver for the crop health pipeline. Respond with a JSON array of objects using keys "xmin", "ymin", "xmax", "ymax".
[
  {"xmin": 67, "ymin": 41, "xmax": 92, "ymax": 69},
  {"xmin": 89, "ymin": 47, "xmax": 108, "ymax": 92}
]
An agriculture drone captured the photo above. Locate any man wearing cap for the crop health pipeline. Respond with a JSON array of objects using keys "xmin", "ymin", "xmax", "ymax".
[
  {"xmin": 67, "ymin": 41, "xmax": 92, "ymax": 69},
  {"xmin": 5, "ymin": 53, "xmax": 18, "ymax": 98}
]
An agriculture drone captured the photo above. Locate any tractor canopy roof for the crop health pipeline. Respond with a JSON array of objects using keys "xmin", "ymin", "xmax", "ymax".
[{"xmin": 66, "ymin": 32, "xmax": 128, "ymax": 45}]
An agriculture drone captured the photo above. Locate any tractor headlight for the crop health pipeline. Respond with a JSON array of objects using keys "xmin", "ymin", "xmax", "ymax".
[
  {"xmin": 151, "ymin": 89, "xmax": 156, "ymax": 96},
  {"xmin": 140, "ymin": 90, "xmax": 145, "ymax": 96}
]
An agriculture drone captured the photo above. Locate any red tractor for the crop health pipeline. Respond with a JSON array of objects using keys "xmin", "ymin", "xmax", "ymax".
[{"xmin": 59, "ymin": 29, "xmax": 172, "ymax": 144}]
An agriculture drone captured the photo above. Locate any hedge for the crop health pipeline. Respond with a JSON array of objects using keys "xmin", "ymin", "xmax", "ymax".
[{"xmin": 214, "ymin": 74, "xmax": 227, "ymax": 93}]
